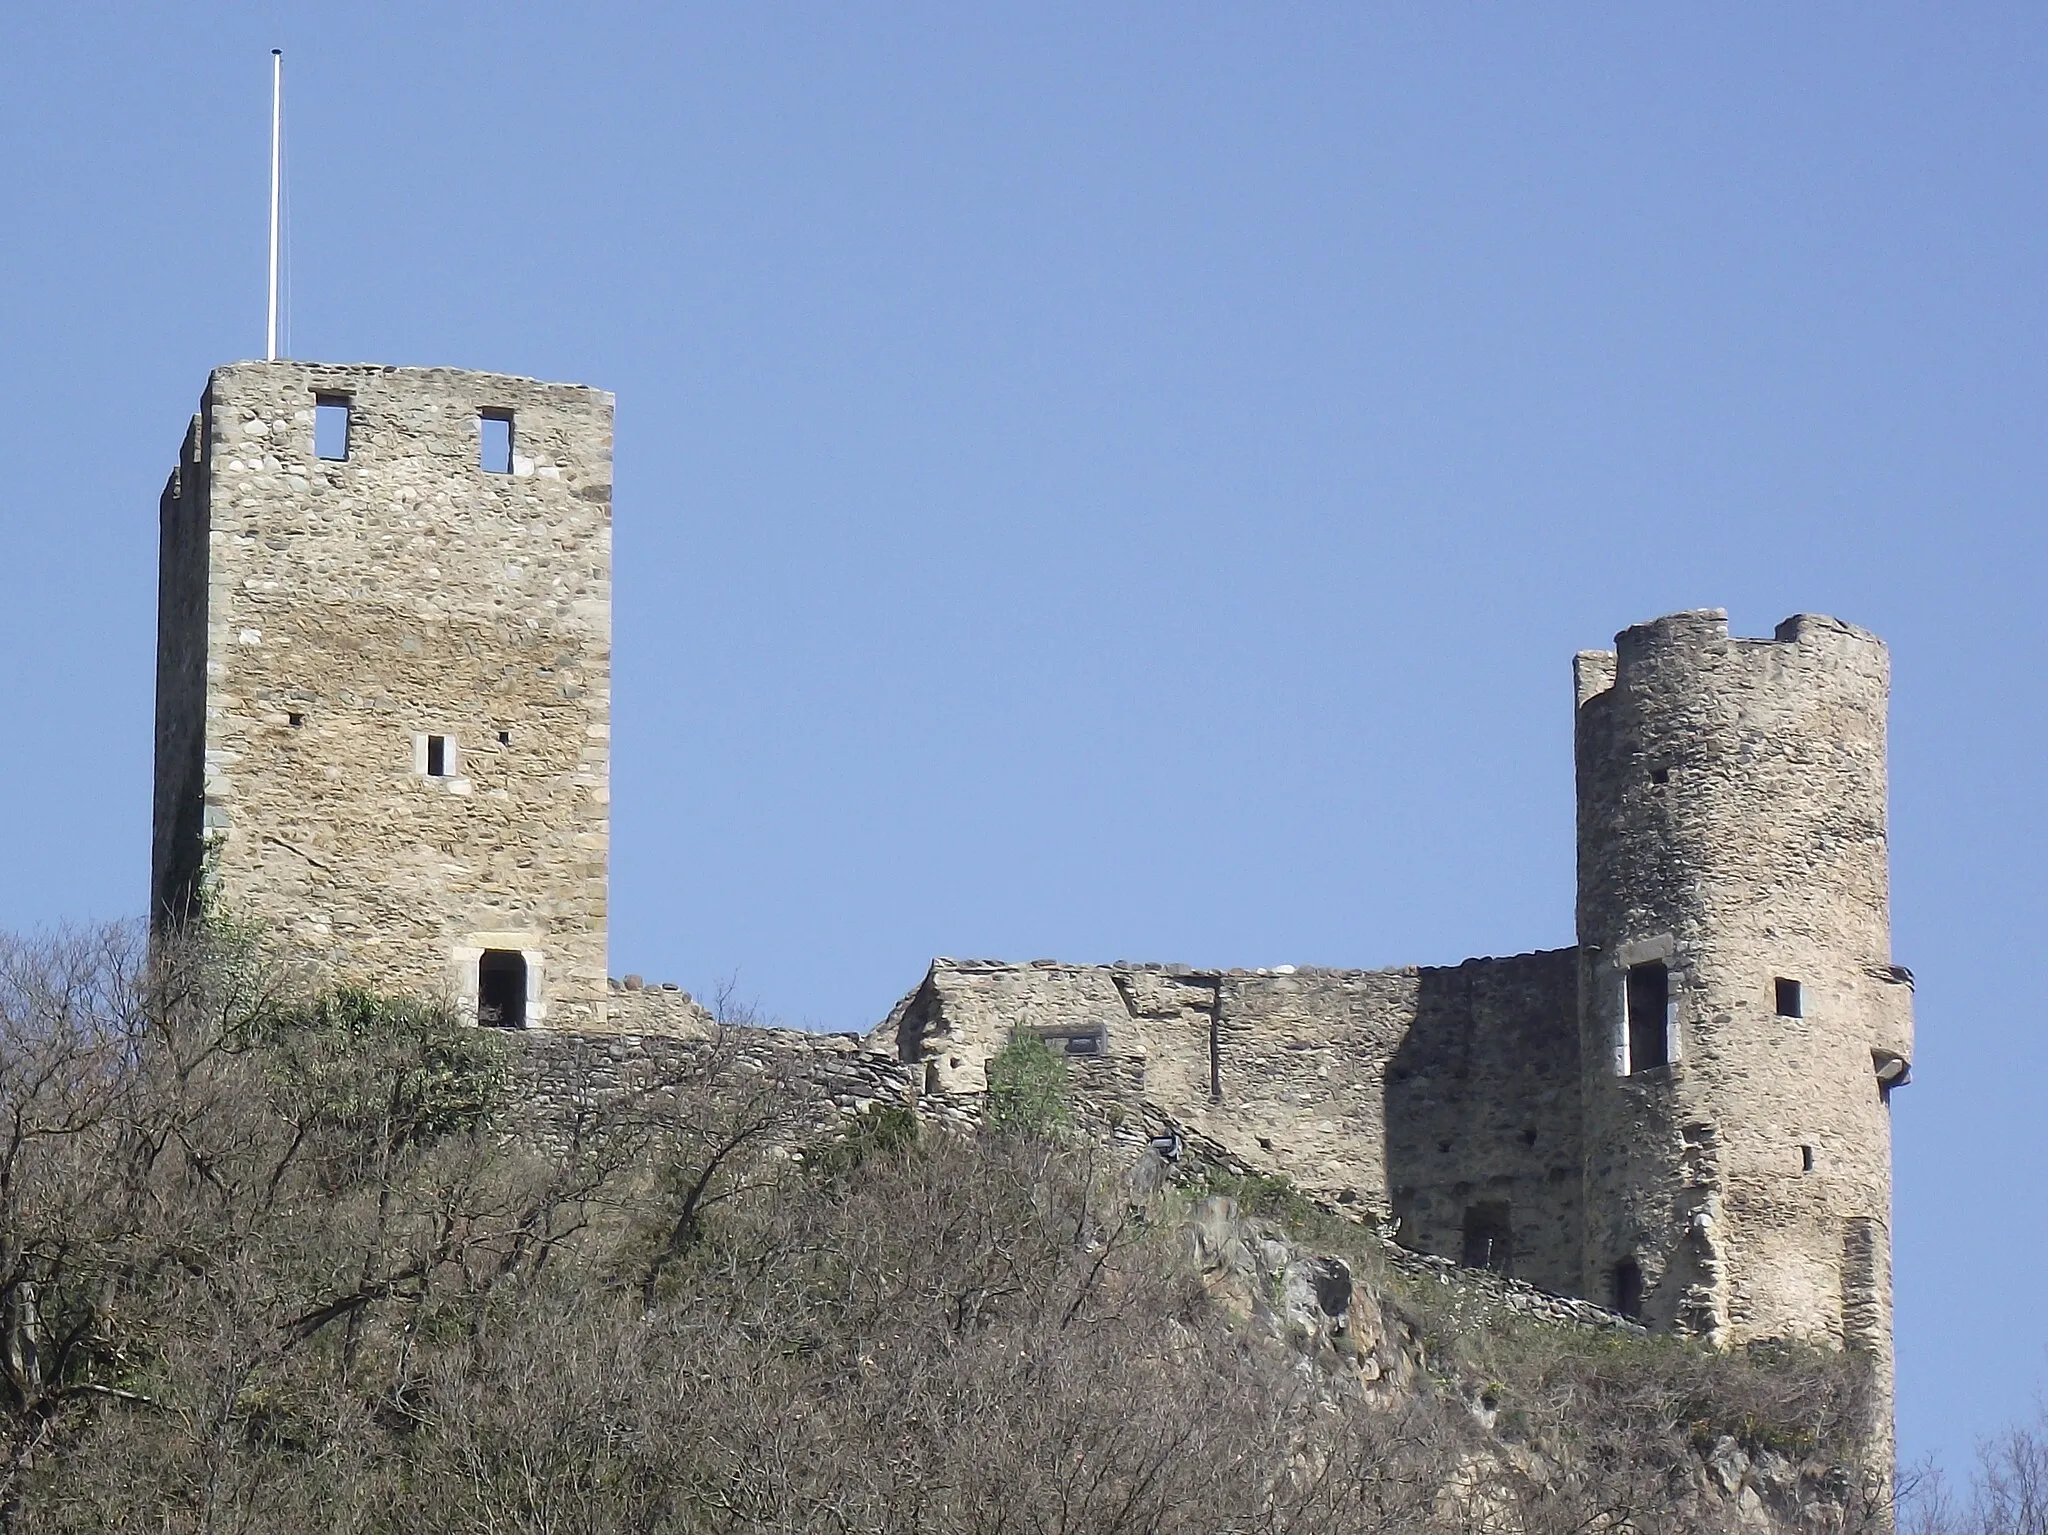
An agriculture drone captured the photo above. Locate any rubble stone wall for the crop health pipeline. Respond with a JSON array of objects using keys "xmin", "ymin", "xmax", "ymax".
[
  {"xmin": 153, "ymin": 363, "xmax": 615, "ymax": 1029},
  {"xmin": 1575, "ymin": 609, "xmax": 1912, "ymax": 1438},
  {"xmin": 505, "ymin": 1025, "xmax": 922, "ymax": 1155},
  {"xmin": 873, "ymin": 949, "xmax": 1584, "ymax": 1293},
  {"xmin": 864, "ymin": 611, "xmax": 1911, "ymax": 1360}
]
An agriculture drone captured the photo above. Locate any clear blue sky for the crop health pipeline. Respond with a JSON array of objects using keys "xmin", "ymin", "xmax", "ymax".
[{"xmin": 1, "ymin": 3, "xmax": 2040, "ymax": 1476}]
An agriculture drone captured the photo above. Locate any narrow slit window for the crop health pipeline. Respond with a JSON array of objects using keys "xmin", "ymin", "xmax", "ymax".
[
  {"xmin": 314, "ymin": 395, "xmax": 351, "ymax": 460},
  {"xmin": 1801, "ymin": 1144, "xmax": 1816, "ymax": 1173},
  {"xmin": 1626, "ymin": 960, "xmax": 1671, "ymax": 1073},
  {"xmin": 425, "ymin": 734, "xmax": 455, "ymax": 778},
  {"xmin": 478, "ymin": 950, "xmax": 527, "ymax": 1029},
  {"xmin": 479, "ymin": 410, "xmax": 514, "ymax": 474},
  {"xmin": 1775, "ymin": 978, "xmax": 1803, "ymax": 1017}
]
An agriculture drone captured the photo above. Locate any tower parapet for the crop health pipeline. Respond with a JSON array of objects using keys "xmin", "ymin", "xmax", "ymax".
[{"xmin": 1574, "ymin": 609, "xmax": 1911, "ymax": 1383}]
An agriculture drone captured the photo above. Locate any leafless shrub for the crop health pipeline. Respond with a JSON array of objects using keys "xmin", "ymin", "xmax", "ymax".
[
  {"xmin": 1901, "ymin": 1412, "xmax": 2048, "ymax": 1535},
  {"xmin": 0, "ymin": 925, "xmax": 1893, "ymax": 1533}
]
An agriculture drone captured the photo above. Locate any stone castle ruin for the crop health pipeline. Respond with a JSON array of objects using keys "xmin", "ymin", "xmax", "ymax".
[{"xmin": 150, "ymin": 362, "xmax": 1914, "ymax": 1386}]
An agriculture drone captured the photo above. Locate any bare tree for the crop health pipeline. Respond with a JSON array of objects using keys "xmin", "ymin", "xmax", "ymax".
[{"xmin": 0, "ymin": 924, "xmax": 1894, "ymax": 1534}]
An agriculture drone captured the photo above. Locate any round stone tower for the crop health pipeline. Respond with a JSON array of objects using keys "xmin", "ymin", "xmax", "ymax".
[{"xmin": 1573, "ymin": 611, "xmax": 1913, "ymax": 1372}]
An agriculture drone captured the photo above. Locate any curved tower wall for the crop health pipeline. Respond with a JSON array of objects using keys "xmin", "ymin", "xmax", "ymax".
[{"xmin": 1574, "ymin": 611, "xmax": 1912, "ymax": 1359}]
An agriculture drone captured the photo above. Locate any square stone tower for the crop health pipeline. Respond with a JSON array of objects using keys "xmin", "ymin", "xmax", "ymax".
[{"xmin": 151, "ymin": 362, "xmax": 613, "ymax": 1030}]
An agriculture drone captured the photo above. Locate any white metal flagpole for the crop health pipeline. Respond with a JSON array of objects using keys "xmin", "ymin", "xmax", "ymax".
[{"xmin": 267, "ymin": 49, "xmax": 283, "ymax": 361}]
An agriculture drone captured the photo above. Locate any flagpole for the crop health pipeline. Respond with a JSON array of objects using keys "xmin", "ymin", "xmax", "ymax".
[{"xmin": 267, "ymin": 49, "xmax": 283, "ymax": 361}]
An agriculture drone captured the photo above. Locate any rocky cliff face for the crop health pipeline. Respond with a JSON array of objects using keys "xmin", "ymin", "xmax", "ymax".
[{"xmin": 1171, "ymin": 1179, "xmax": 1883, "ymax": 1533}]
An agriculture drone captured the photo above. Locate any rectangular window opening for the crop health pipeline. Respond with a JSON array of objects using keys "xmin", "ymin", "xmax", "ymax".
[
  {"xmin": 314, "ymin": 395, "xmax": 351, "ymax": 461},
  {"xmin": 1626, "ymin": 960, "xmax": 1671, "ymax": 1074},
  {"xmin": 1775, "ymin": 977, "xmax": 1803, "ymax": 1018},
  {"xmin": 1801, "ymin": 1144, "xmax": 1816, "ymax": 1174},
  {"xmin": 479, "ymin": 410, "xmax": 514, "ymax": 474},
  {"xmin": 425, "ymin": 734, "xmax": 454, "ymax": 778}
]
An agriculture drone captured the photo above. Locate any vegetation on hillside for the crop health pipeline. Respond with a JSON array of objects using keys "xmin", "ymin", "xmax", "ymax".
[{"xmin": 0, "ymin": 924, "xmax": 1976, "ymax": 1532}]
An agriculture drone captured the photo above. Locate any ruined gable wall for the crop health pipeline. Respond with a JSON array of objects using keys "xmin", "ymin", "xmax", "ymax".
[{"xmin": 876, "ymin": 950, "xmax": 1582, "ymax": 1290}]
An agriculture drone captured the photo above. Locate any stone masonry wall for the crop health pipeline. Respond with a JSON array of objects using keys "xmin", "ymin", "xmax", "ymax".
[
  {"xmin": 155, "ymin": 363, "xmax": 615, "ymax": 1029},
  {"xmin": 874, "ymin": 950, "xmax": 1584, "ymax": 1293},
  {"xmin": 1575, "ymin": 610, "xmax": 1912, "ymax": 1426},
  {"xmin": 506, "ymin": 1024, "xmax": 922, "ymax": 1156}
]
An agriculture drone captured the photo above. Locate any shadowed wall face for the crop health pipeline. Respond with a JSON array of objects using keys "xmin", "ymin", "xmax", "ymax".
[
  {"xmin": 1387, "ymin": 951, "xmax": 1582, "ymax": 1295},
  {"xmin": 151, "ymin": 416, "xmax": 210, "ymax": 928},
  {"xmin": 882, "ymin": 950, "xmax": 1583, "ymax": 1290},
  {"xmin": 151, "ymin": 362, "xmax": 615, "ymax": 1028}
]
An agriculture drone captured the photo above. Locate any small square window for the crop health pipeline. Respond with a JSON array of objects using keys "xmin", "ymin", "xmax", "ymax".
[
  {"xmin": 314, "ymin": 395, "xmax": 351, "ymax": 460},
  {"xmin": 287, "ymin": 712, "xmax": 304, "ymax": 728},
  {"xmin": 1775, "ymin": 978, "xmax": 1803, "ymax": 1018},
  {"xmin": 479, "ymin": 410, "xmax": 513, "ymax": 474},
  {"xmin": 497, "ymin": 729, "xmax": 511, "ymax": 746}
]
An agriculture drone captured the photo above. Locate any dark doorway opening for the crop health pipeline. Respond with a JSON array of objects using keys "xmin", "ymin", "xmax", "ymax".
[
  {"xmin": 1626, "ymin": 961, "xmax": 1670, "ymax": 1073},
  {"xmin": 479, "ymin": 950, "xmax": 527, "ymax": 1029},
  {"xmin": 1613, "ymin": 1258, "xmax": 1645, "ymax": 1320},
  {"xmin": 1461, "ymin": 1201, "xmax": 1513, "ymax": 1275}
]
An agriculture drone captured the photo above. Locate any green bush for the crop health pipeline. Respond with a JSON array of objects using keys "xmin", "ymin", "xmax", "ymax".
[{"xmin": 983, "ymin": 1033, "xmax": 1071, "ymax": 1138}]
